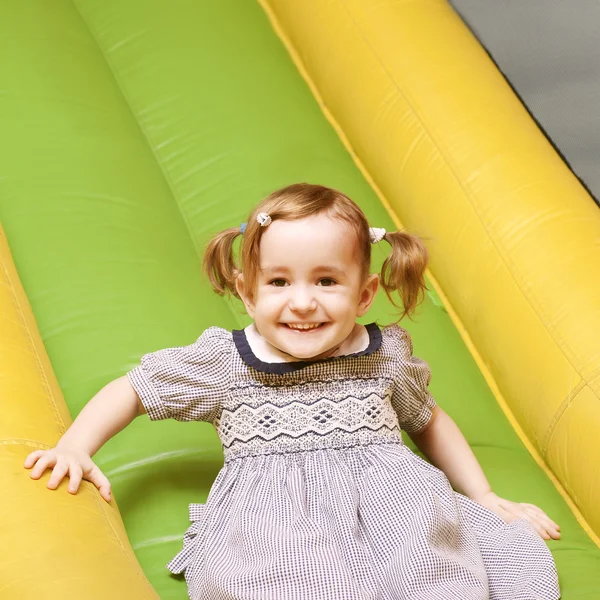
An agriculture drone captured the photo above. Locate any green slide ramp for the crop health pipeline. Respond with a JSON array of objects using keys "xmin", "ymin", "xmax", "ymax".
[{"xmin": 1, "ymin": 1, "xmax": 598, "ymax": 597}]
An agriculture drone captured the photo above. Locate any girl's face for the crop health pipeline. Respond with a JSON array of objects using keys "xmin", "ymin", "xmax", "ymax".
[{"xmin": 237, "ymin": 214, "xmax": 379, "ymax": 360}]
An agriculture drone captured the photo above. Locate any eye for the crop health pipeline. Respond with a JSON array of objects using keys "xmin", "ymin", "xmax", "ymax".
[
  {"xmin": 318, "ymin": 278, "xmax": 337, "ymax": 287},
  {"xmin": 269, "ymin": 279, "xmax": 288, "ymax": 287}
]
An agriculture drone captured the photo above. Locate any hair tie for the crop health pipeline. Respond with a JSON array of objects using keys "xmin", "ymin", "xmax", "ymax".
[
  {"xmin": 369, "ymin": 227, "xmax": 386, "ymax": 244},
  {"xmin": 256, "ymin": 212, "xmax": 272, "ymax": 227}
]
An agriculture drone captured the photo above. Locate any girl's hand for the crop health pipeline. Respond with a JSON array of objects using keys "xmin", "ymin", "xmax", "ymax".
[
  {"xmin": 474, "ymin": 491, "xmax": 560, "ymax": 540},
  {"xmin": 24, "ymin": 445, "xmax": 112, "ymax": 502}
]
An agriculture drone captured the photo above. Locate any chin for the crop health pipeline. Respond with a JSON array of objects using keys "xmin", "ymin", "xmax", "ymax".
[
  {"xmin": 293, "ymin": 349, "xmax": 325, "ymax": 360},
  {"xmin": 274, "ymin": 338, "xmax": 326, "ymax": 360},
  {"xmin": 265, "ymin": 324, "xmax": 345, "ymax": 360},
  {"xmin": 290, "ymin": 340, "xmax": 339, "ymax": 361}
]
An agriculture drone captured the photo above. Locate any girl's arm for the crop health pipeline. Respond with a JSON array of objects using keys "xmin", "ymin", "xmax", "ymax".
[
  {"xmin": 409, "ymin": 406, "xmax": 561, "ymax": 540},
  {"xmin": 24, "ymin": 375, "xmax": 145, "ymax": 502},
  {"xmin": 409, "ymin": 406, "xmax": 492, "ymax": 500}
]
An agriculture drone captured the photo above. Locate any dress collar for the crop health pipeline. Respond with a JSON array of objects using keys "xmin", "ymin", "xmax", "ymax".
[{"xmin": 232, "ymin": 323, "xmax": 382, "ymax": 375}]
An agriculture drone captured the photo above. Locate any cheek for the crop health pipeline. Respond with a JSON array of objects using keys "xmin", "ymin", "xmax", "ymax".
[
  {"xmin": 328, "ymin": 285, "xmax": 360, "ymax": 305},
  {"xmin": 253, "ymin": 291, "xmax": 285, "ymax": 317}
]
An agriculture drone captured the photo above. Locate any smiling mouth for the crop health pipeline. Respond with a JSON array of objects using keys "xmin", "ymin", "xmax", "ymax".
[{"xmin": 284, "ymin": 323, "xmax": 326, "ymax": 331}]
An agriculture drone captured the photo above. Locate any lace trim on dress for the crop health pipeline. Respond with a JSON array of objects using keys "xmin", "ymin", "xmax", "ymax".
[{"xmin": 216, "ymin": 391, "xmax": 399, "ymax": 448}]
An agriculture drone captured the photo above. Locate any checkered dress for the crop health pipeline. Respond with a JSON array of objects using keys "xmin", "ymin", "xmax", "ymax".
[{"xmin": 128, "ymin": 324, "xmax": 560, "ymax": 600}]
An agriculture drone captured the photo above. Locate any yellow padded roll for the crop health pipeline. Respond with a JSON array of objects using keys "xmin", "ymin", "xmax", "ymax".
[
  {"xmin": 262, "ymin": 0, "xmax": 600, "ymax": 537},
  {"xmin": 0, "ymin": 225, "xmax": 158, "ymax": 599}
]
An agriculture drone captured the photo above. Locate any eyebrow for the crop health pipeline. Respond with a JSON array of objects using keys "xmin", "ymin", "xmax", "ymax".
[
  {"xmin": 260, "ymin": 266, "xmax": 290, "ymax": 275},
  {"xmin": 261, "ymin": 266, "xmax": 346, "ymax": 276}
]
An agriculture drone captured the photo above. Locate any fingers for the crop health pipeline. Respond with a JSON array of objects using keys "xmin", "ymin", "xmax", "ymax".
[
  {"xmin": 522, "ymin": 503, "xmax": 560, "ymax": 530},
  {"xmin": 521, "ymin": 504, "xmax": 561, "ymax": 540},
  {"xmin": 29, "ymin": 453, "xmax": 55, "ymax": 480},
  {"xmin": 47, "ymin": 461, "xmax": 69, "ymax": 490},
  {"xmin": 24, "ymin": 450, "xmax": 45, "ymax": 469},
  {"xmin": 505, "ymin": 501, "xmax": 558, "ymax": 540},
  {"xmin": 523, "ymin": 514, "xmax": 550, "ymax": 539},
  {"xmin": 24, "ymin": 449, "xmax": 112, "ymax": 503},
  {"xmin": 44, "ymin": 460, "xmax": 112, "ymax": 503},
  {"xmin": 480, "ymin": 495, "xmax": 561, "ymax": 541},
  {"xmin": 67, "ymin": 464, "xmax": 83, "ymax": 494},
  {"xmin": 86, "ymin": 465, "xmax": 112, "ymax": 503}
]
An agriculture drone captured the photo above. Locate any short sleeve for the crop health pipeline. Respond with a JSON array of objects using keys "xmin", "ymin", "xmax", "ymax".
[
  {"xmin": 388, "ymin": 326, "xmax": 437, "ymax": 434},
  {"xmin": 127, "ymin": 327, "xmax": 232, "ymax": 423}
]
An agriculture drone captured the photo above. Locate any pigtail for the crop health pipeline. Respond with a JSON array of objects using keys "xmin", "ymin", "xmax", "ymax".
[
  {"xmin": 380, "ymin": 231, "xmax": 429, "ymax": 320},
  {"xmin": 203, "ymin": 227, "xmax": 242, "ymax": 298}
]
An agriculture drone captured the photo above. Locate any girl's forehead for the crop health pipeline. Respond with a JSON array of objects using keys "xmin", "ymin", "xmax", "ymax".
[
  {"xmin": 264, "ymin": 213, "xmax": 354, "ymax": 236},
  {"xmin": 259, "ymin": 215, "xmax": 359, "ymax": 268}
]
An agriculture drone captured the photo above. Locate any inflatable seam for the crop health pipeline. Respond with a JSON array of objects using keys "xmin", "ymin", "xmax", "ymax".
[
  {"xmin": 586, "ymin": 364, "xmax": 600, "ymax": 393},
  {"xmin": 0, "ymin": 439, "xmax": 53, "ymax": 449},
  {"xmin": 543, "ymin": 378, "xmax": 586, "ymax": 457}
]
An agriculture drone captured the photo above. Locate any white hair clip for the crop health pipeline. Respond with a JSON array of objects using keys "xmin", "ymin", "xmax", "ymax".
[
  {"xmin": 369, "ymin": 227, "xmax": 386, "ymax": 244},
  {"xmin": 256, "ymin": 212, "xmax": 272, "ymax": 227}
]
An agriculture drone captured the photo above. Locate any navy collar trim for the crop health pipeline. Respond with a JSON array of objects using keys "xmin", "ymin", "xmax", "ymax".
[{"xmin": 232, "ymin": 323, "xmax": 382, "ymax": 375}]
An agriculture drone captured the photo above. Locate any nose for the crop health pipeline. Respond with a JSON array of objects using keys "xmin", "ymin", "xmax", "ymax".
[{"xmin": 288, "ymin": 285, "xmax": 317, "ymax": 313}]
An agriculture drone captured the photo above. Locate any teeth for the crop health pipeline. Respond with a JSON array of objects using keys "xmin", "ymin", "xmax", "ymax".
[{"xmin": 287, "ymin": 323, "xmax": 321, "ymax": 330}]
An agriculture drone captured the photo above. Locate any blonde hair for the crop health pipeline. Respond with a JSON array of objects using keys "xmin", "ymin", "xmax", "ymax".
[{"xmin": 203, "ymin": 183, "xmax": 428, "ymax": 320}]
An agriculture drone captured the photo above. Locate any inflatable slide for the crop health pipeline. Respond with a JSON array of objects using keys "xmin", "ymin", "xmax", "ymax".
[{"xmin": 1, "ymin": 1, "xmax": 599, "ymax": 598}]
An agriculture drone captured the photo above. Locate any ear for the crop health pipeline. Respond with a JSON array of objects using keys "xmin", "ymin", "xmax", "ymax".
[
  {"xmin": 357, "ymin": 273, "xmax": 379, "ymax": 317},
  {"xmin": 236, "ymin": 273, "xmax": 256, "ymax": 318}
]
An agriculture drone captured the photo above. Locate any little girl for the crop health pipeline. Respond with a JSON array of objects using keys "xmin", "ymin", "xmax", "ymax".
[{"xmin": 25, "ymin": 184, "xmax": 560, "ymax": 599}]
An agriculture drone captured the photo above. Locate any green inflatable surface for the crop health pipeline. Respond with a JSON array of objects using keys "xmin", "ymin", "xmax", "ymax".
[{"xmin": 1, "ymin": 1, "xmax": 598, "ymax": 597}]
